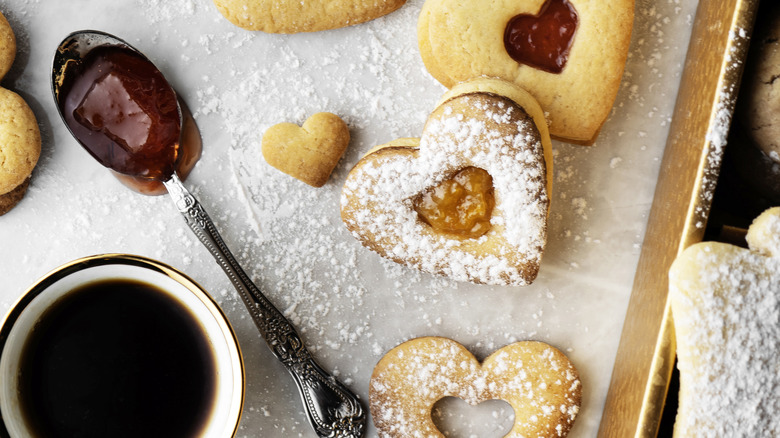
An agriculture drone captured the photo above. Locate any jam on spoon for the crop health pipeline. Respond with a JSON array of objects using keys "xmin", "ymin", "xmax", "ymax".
[
  {"xmin": 58, "ymin": 45, "xmax": 180, "ymax": 181},
  {"xmin": 58, "ymin": 43, "xmax": 201, "ymax": 195}
]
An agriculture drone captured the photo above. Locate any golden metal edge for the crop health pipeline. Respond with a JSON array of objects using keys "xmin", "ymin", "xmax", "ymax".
[
  {"xmin": 597, "ymin": 0, "xmax": 760, "ymax": 437},
  {"xmin": 0, "ymin": 253, "xmax": 246, "ymax": 438}
]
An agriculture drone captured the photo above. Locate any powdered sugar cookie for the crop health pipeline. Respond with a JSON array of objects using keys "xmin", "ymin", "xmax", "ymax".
[
  {"xmin": 0, "ymin": 12, "xmax": 41, "ymax": 215},
  {"xmin": 418, "ymin": 0, "xmax": 633, "ymax": 144},
  {"xmin": 369, "ymin": 337, "xmax": 581, "ymax": 437},
  {"xmin": 262, "ymin": 112, "xmax": 350, "ymax": 188},
  {"xmin": 212, "ymin": 0, "xmax": 407, "ymax": 33},
  {"xmin": 669, "ymin": 207, "xmax": 780, "ymax": 436},
  {"xmin": 341, "ymin": 78, "xmax": 551, "ymax": 286}
]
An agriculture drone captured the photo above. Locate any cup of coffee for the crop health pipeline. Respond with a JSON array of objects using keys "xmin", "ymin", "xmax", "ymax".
[{"xmin": 0, "ymin": 254, "xmax": 244, "ymax": 438}]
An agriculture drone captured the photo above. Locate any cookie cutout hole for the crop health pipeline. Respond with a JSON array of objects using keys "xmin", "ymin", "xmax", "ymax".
[
  {"xmin": 432, "ymin": 397, "xmax": 515, "ymax": 438},
  {"xmin": 413, "ymin": 167, "xmax": 495, "ymax": 238}
]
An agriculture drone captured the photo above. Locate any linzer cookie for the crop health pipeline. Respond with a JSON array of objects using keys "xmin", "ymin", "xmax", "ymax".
[
  {"xmin": 212, "ymin": 0, "xmax": 407, "ymax": 33},
  {"xmin": 669, "ymin": 207, "xmax": 780, "ymax": 436},
  {"xmin": 0, "ymin": 12, "xmax": 41, "ymax": 215},
  {"xmin": 418, "ymin": 0, "xmax": 633, "ymax": 144},
  {"xmin": 369, "ymin": 337, "xmax": 581, "ymax": 437},
  {"xmin": 341, "ymin": 78, "xmax": 552, "ymax": 286}
]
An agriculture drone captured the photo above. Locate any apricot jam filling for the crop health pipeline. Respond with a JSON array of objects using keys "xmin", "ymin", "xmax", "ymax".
[{"xmin": 414, "ymin": 167, "xmax": 495, "ymax": 238}]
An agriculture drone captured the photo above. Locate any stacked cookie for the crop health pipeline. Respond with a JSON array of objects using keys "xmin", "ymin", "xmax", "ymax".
[{"xmin": 341, "ymin": 78, "xmax": 552, "ymax": 286}]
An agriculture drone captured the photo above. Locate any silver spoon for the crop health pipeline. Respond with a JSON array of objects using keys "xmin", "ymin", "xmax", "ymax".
[{"xmin": 51, "ymin": 30, "xmax": 365, "ymax": 438}]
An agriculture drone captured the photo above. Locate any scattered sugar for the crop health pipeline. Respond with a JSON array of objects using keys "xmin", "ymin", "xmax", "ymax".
[{"xmin": 571, "ymin": 198, "xmax": 587, "ymax": 220}]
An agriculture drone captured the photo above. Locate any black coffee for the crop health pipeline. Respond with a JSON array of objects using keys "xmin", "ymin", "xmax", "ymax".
[{"xmin": 17, "ymin": 279, "xmax": 217, "ymax": 438}]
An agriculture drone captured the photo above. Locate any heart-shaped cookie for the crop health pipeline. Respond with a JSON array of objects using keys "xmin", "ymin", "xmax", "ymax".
[
  {"xmin": 212, "ymin": 0, "xmax": 407, "ymax": 33},
  {"xmin": 262, "ymin": 112, "xmax": 350, "ymax": 188},
  {"xmin": 418, "ymin": 0, "xmax": 633, "ymax": 144},
  {"xmin": 341, "ymin": 78, "xmax": 551, "ymax": 286},
  {"xmin": 369, "ymin": 337, "xmax": 582, "ymax": 437},
  {"xmin": 669, "ymin": 207, "xmax": 780, "ymax": 435},
  {"xmin": 0, "ymin": 11, "xmax": 41, "ymax": 215}
]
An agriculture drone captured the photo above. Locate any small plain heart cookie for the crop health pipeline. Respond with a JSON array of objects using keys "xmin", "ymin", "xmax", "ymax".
[
  {"xmin": 0, "ymin": 12, "xmax": 41, "ymax": 215},
  {"xmin": 369, "ymin": 337, "xmax": 582, "ymax": 437},
  {"xmin": 212, "ymin": 0, "xmax": 407, "ymax": 33},
  {"xmin": 669, "ymin": 207, "xmax": 780, "ymax": 436},
  {"xmin": 262, "ymin": 112, "xmax": 350, "ymax": 188},
  {"xmin": 418, "ymin": 0, "xmax": 633, "ymax": 144},
  {"xmin": 341, "ymin": 78, "xmax": 551, "ymax": 286}
]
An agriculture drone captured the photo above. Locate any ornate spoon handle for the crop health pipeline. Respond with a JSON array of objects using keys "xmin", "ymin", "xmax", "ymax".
[{"xmin": 163, "ymin": 173, "xmax": 365, "ymax": 438}]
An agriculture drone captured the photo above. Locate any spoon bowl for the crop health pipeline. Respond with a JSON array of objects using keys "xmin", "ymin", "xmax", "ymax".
[
  {"xmin": 51, "ymin": 30, "xmax": 366, "ymax": 438},
  {"xmin": 53, "ymin": 30, "xmax": 182, "ymax": 181}
]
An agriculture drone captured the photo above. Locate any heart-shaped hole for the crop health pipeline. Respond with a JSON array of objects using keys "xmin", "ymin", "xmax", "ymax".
[{"xmin": 432, "ymin": 397, "xmax": 515, "ymax": 438}]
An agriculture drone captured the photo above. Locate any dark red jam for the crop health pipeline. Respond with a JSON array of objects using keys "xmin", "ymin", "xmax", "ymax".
[
  {"xmin": 60, "ymin": 46, "xmax": 181, "ymax": 181},
  {"xmin": 504, "ymin": 0, "xmax": 578, "ymax": 74}
]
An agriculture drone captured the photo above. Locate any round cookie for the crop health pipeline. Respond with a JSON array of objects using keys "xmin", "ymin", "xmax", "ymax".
[
  {"xmin": 0, "ymin": 12, "xmax": 14, "ymax": 80},
  {"xmin": 0, "ymin": 88, "xmax": 40, "ymax": 194},
  {"xmin": 737, "ymin": 4, "xmax": 780, "ymax": 161},
  {"xmin": 341, "ymin": 79, "xmax": 551, "ymax": 286},
  {"xmin": 0, "ymin": 14, "xmax": 40, "ymax": 216},
  {"xmin": 212, "ymin": 0, "xmax": 407, "ymax": 33},
  {"xmin": 418, "ymin": 0, "xmax": 634, "ymax": 144},
  {"xmin": 369, "ymin": 337, "xmax": 581, "ymax": 437}
]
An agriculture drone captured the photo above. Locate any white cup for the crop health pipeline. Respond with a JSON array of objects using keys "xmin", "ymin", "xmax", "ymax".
[{"xmin": 0, "ymin": 254, "xmax": 244, "ymax": 437}]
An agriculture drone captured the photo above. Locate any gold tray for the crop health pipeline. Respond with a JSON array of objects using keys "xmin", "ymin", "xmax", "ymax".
[{"xmin": 598, "ymin": 0, "xmax": 761, "ymax": 436}]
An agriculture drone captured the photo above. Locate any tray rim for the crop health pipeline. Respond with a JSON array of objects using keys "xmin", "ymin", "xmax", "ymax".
[{"xmin": 597, "ymin": 0, "xmax": 761, "ymax": 436}]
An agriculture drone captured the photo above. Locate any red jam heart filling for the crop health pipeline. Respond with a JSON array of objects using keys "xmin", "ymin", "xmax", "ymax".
[{"xmin": 504, "ymin": 0, "xmax": 578, "ymax": 74}]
